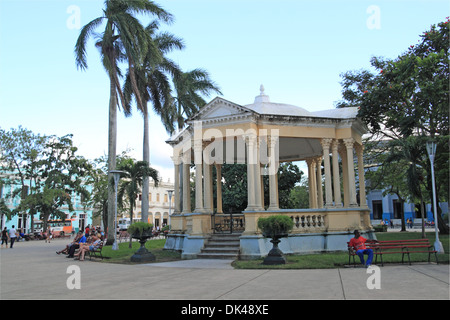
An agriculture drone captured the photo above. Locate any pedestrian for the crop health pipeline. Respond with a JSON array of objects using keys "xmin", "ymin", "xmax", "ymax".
[
  {"xmin": 348, "ymin": 230, "xmax": 377, "ymax": 268},
  {"xmin": 45, "ymin": 226, "xmax": 52, "ymax": 243},
  {"xmin": 9, "ymin": 225, "xmax": 17, "ymax": 248},
  {"xmin": 1, "ymin": 227, "xmax": 9, "ymax": 248}
]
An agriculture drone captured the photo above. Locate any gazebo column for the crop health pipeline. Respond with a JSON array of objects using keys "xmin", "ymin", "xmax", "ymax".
[
  {"xmin": 203, "ymin": 162, "xmax": 213, "ymax": 212},
  {"xmin": 171, "ymin": 154, "xmax": 181, "ymax": 214},
  {"xmin": 306, "ymin": 158, "xmax": 318, "ymax": 209},
  {"xmin": 339, "ymin": 144, "xmax": 349, "ymax": 207},
  {"xmin": 254, "ymin": 137, "xmax": 263, "ymax": 210},
  {"xmin": 343, "ymin": 138, "xmax": 358, "ymax": 207},
  {"xmin": 181, "ymin": 152, "xmax": 191, "ymax": 214},
  {"xmin": 245, "ymin": 134, "xmax": 262, "ymax": 211},
  {"xmin": 321, "ymin": 139, "xmax": 333, "ymax": 207},
  {"xmin": 215, "ymin": 164, "xmax": 223, "ymax": 213},
  {"xmin": 355, "ymin": 144, "xmax": 367, "ymax": 208},
  {"xmin": 194, "ymin": 140, "xmax": 204, "ymax": 212},
  {"xmin": 315, "ymin": 157, "xmax": 323, "ymax": 208},
  {"xmin": 331, "ymin": 140, "xmax": 342, "ymax": 207},
  {"xmin": 268, "ymin": 136, "xmax": 279, "ymax": 210}
]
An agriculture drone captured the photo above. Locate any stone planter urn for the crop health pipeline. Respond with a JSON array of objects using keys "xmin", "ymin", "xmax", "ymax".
[
  {"xmin": 257, "ymin": 215, "xmax": 294, "ymax": 265},
  {"xmin": 262, "ymin": 233, "xmax": 289, "ymax": 265},
  {"xmin": 128, "ymin": 222, "xmax": 155, "ymax": 263}
]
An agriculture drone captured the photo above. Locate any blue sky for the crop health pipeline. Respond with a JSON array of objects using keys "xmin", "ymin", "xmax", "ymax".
[{"xmin": 0, "ymin": 0, "xmax": 448, "ymax": 180}]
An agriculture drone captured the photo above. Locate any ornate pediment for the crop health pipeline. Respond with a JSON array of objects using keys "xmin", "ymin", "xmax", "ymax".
[{"xmin": 190, "ymin": 97, "xmax": 255, "ymax": 123}]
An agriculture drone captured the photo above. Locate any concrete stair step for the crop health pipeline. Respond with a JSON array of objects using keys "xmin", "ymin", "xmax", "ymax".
[{"xmin": 198, "ymin": 233, "xmax": 241, "ymax": 259}]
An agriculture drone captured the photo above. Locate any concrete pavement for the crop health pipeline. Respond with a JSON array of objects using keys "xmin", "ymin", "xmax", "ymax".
[{"xmin": 1, "ymin": 238, "xmax": 448, "ymax": 301}]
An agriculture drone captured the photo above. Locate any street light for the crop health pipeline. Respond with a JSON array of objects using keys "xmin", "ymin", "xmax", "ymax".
[
  {"xmin": 426, "ymin": 141, "xmax": 444, "ymax": 254},
  {"xmin": 167, "ymin": 189, "xmax": 174, "ymax": 228},
  {"xmin": 110, "ymin": 170, "xmax": 126, "ymax": 251}
]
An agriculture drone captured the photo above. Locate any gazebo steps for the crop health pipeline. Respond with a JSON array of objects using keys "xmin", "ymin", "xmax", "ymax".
[{"xmin": 197, "ymin": 233, "xmax": 241, "ymax": 259}]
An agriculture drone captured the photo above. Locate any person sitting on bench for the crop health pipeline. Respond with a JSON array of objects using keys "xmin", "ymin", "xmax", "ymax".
[
  {"xmin": 74, "ymin": 235, "xmax": 102, "ymax": 261},
  {"xmin": 66, "ymin": 232, "xmax": 87, "ymax": 258},
  {"xmin": 56, "ymin": 232, "xmax": 82, "ymax": 255},
  {"xmin": 349, "ymin": 230, "xmax": 377, "ymax": 268}
]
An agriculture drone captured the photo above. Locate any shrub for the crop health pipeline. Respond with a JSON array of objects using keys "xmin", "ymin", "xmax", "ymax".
[
  {"xmin": 258, "ymin": 215, "xmax": 294, "ymax": 239},
  {"xmin": 127, "ymin": 222, "xmax": 153, "ymax": 237},
  {"xmin": 373, "ymin": 225, "xmax": 388, "ymax": 232}
]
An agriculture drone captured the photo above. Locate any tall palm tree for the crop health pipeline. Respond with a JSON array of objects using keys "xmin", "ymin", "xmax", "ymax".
[
  {"xmin": 117, "ymin": 159, "xmax": 159, "ymax": 247},
  {"xmin": 74, "ymin": 0, "xmax": 173, "ymax": 245},
  {"xmin": 123, "ymin": 20, "xmax": 184, "ymax": 223},
  {"xmin": 165, "ymin": 69, "xmax": 222, "ymax": 134}
]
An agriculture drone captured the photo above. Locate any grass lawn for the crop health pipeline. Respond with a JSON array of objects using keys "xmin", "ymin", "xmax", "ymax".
[
  {"xmin": 99, "ymin": 239, "xmax": 181, "ymax": 264},
  {"xmin": 96, "ymin": 232, "xmax": 449, "ymax": 269},
  {"xmin": 232, "ymin": 232, "xmax": 449, "ymax": 269}
]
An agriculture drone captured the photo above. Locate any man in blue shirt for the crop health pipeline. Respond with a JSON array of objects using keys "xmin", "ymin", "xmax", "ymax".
[{"xmin": 66, "ymin": 232, "xmax": 87, "ymax": 258}]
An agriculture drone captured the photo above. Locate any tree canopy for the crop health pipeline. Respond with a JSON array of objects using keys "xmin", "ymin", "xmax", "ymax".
[{"xmin": 336, "ymin": 18, "xmax": 449, "ymax": 233}]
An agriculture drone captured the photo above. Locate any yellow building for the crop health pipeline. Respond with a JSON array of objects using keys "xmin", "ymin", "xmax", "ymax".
[
  {"xmin": 132, "ymin": 178, "xmax": 175, "ymax": 229},
  {"xmin": 165, "ymin": 86, "xmax": 373, "ymax": 259}
]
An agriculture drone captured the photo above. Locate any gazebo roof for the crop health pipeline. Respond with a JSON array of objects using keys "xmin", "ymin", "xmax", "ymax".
[
  {"xmin": 244, "ymin": 85, "xmax": 313, "ymax": 117},
  {"xmin": 167, "ymin": 86, "xmax": 366, "ymax": 150}
]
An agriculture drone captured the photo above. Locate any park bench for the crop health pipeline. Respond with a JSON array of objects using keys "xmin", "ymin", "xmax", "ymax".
[
  {"xmin": 86, "ymin": 241, "xmax": 105, "ymax": 261},
  {"xmin": 348, "ymin": 239, "xmax": 438, "ymax": 267}
]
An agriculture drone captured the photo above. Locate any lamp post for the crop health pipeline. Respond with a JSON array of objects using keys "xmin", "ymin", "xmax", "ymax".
[
  {"xmin": 426, "ymin": 141, "xmax": 444, "ymax": 254},
  {"xmin": 110, "ymin": 170, "xmax": 126, "ymax": 251},
  {"xmin": 167, "ymin": 189, "xmax": 174, "ymax": 227}
]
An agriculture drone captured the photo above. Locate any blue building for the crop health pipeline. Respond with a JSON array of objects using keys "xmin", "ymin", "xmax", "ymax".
[
  {"xmin": 0, "ymin": 177, "xmax": 93, "ymax": 234},
  {"xmin": 367, "ymin": 189, "xmax": 448, "ymax": 226}
]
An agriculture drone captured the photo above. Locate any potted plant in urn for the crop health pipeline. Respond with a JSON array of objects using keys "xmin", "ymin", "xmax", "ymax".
[
  {"xmin": 257, "ymin": 215, "xmax": 294, "ymax": 265},
  {"xmin": 127, "ymin": 222, "xmax": 155, "ymax": 262}
]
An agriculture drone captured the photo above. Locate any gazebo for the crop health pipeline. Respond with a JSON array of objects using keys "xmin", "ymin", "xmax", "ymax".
[{"xmin": 165, "ymin": 86, "xmax": 374, "ymax": 259}]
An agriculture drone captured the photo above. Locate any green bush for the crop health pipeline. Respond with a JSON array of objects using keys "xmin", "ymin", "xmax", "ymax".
[
  {"xmin": 258, "ymin": 215, "xmax": 294, "ymax": 239},
  {"xmin": 373, "ymin": 225, "xmax": 388, "ymax": 232},
  {"xmin": 127, "ymin": 222, "xmax": 153, "ymax": 237}
]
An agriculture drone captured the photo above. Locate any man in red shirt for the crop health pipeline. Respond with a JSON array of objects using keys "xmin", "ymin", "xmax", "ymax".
[{"xmin": 349, "ymin": 230, "xmax": 377, "ymax": 267}]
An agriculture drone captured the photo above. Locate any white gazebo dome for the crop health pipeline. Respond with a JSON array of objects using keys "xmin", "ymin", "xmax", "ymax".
[{"xmin": 244, "ymin": 85, "xmax": 312, "ymax": 117}]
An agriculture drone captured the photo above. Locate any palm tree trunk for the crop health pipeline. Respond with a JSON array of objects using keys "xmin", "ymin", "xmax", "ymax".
[
  {"xmin": 129, "ymin": 204, "xmax": 134, "ymax": 249},
  {"xmin": 141, "ymin": 108, "xmax": 150, "ymax": 223},
  {"xmin": 106, "ymin": 74, "xmax": 118, "ymax": 246}
]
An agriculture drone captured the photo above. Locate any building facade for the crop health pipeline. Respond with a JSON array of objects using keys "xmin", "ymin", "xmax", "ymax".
[
  {"xmin": 130, "ymin": 178, "xmax": 175, "ymax": 229},
  {"xmin": 367, "ymin": 189, "xmax": 448, "ymax": 226},
  {"xmin": 0, "ymin": 179, "xmax": 93, "ymax": 234}
]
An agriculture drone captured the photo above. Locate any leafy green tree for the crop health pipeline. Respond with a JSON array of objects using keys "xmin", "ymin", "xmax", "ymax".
[
  {"xmin": 221, "ymin": 164, "xmax": 248, "ymax": 213},
  {"xmin": 336, "ymin": 19, "xmax": 449, "ymax": 234},
  {"xmin": 289, "ymin": 176, "xmax": 309, "ymax": 209},
  {"xmin": 0, "ymin": 126, "xmax": 47, "ymax": 232},
  {"xmin": 11, "ymin": 134, "xmax": 92, "ymax": 232},
  {"xmin": 75, "ymin": 0, "xmax": 173, "ymax": 244},
  {"xmin": 219, "ymin": 162, "xmax": 303, "ymax": 213}
]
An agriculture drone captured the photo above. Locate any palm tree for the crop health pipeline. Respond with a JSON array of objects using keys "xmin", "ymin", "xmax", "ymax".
[
  {"xmin": 386, "ymin": 136, "xmax": 428, "ymax": 235},
  {"xmin": 74, "ymin": 0, "xmax": 173, "ymax": 245},
  {"xmin": 117, "ymin": 159, "xmax": 159, "ymax": 248},
  {"xmin": 123, "ymin": 20, "xmax": 184, "ymax": 223},
  {"xmin": 165, "ymin": 69, "xmax": 222, "ymax": 134}
]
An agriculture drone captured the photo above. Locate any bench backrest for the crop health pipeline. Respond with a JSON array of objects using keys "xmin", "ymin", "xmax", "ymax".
[{"xmin": 348, "ymin": 239, "xmax": 431, "ymax": 250}]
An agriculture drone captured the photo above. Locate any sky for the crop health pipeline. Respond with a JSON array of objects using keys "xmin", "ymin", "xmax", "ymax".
[{"xmin": 0, "ymin": 0, "xmax": 449, "ymax": 182}]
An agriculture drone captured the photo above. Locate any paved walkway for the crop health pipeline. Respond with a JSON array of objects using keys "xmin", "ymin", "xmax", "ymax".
[{"xmin": 1, "ymin": 239, "xmax": 448, "ymax": 301}]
